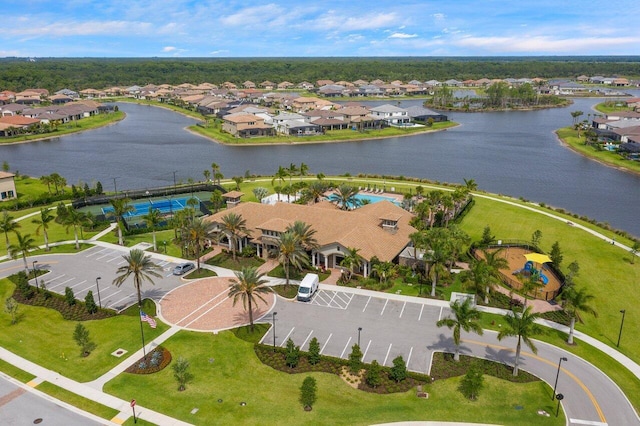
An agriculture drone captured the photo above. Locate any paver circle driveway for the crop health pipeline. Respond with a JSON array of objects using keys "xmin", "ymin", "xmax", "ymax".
[
  {"xmin": 158, "ymin": 277, "xmax": 275, "ymax": 331},
  {"xmin": 262, "ymin": 285, "xmax": 640, "ymax": 426}
]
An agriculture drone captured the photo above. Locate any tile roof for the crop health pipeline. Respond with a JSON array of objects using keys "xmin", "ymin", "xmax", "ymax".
[{"xmin": 205, "ymin": 201, "xmax": 416, "ymax": 262}]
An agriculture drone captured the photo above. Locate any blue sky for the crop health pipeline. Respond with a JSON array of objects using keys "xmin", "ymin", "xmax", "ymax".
[{"xmin": 2, "ymin": 0, "xmax": 639, "ymax": 57}]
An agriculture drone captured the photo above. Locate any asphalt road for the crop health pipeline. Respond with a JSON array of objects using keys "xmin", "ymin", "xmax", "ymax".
[
  {"xmin": 0, "ymin": 376, "xmax": 104, "ymax": 426},
  {"xmin": 263, "ymin": 287, "xmax": 640, "ymax": 426}
]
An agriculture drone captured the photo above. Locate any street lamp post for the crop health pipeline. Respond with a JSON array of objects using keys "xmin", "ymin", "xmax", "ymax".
[
  {"xmin": 95, "ymin": 277, "xmax": 102, "ymax": 309},
  {"xmin": 112, "ymin": 177, "xmax": 120, "ymax": 196},
  {"xmin": 272, "ymin": 312, "xmax": 277, "ymax": 351},
  {"xmin": 617, "ymin": 309, "xmax": 626, "ymax": 347},
  {"xmin": 32, "ymin": 260, "xmax": 38, "ymax": 286},
  {"xmin": 552, "ymin": 357, "xmax": 567, "ymax": 400},
  {"xmin": 358, "ymin": 327, "xmax": 362, "ymax": 347},
  {"xmin": 555, "ymin": 393, "xmax": 564, "ymax": 417}
]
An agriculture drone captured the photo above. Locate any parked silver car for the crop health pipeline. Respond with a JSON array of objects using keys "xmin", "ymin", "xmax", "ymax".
[{"xmin": 173, "ymin": 262, "xmax": 195, "ymax": 275}]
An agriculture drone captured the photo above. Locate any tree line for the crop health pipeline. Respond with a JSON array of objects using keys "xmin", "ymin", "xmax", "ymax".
[{"xmin": 1, "ymin": 57, "xmax": 640, "ymax": 92}]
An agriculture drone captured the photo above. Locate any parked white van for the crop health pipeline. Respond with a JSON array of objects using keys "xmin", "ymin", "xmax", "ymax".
[{"xmin": 297, "ymin": 273, "xmax": 319, "ymax": 302}]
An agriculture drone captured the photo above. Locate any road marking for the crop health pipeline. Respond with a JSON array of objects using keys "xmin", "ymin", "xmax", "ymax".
[
  {"xmin": 69, "ymin": 280, "xmax": 87, "ymax": 289},
  {"xmin": 340, "ymin": 337, "xmax": 353, "ymax": 358},
  {"xmin": 49, "ymin": 277, "xmax": 74, "ymax": 290},
  {"xmin": 106, "ymin": 255, "xmax": 122, "ymax": 263},
  {"xmin": 320, "ymin": 333, "xmax": 332, "ymax": 354},
  {"xmin": 362, "ymin": 339, "xmax": 372, "ymax": 362},
  {"xmin": 383, "ymin": 343, "xmax": 393, "ymax": 366},
  {"xmin": 569, "ymin": 419, "xmax": 607, "ymax": 425},
  {"xmin": 110, "ymin": 293, "xmax": 134, "ymax": 308},
  {"xmin": 46, "ymin": 274, "xmax": 66, "ymax": 283},
  {"xmin": 399, "ymin": 301, "xmax": 406, "ymax": 318},
  {"xmin": 464, "ymin": 338, "xmax": 607, "ymax": 423},
  {"xmin": 327, "ymin": 291, "xmax": 339, "ymax": 307},
  {"xmin": 280, "ymin": 327, "xmax": 295, "ymax": 347},
  {"xmin": 362, "ymin": 296, "xmax": 371, "ymax": 312},
  {"xmin": 418, "ymin": 304, "xmax": 424, "ymax": 321},
  {"xmin": 96, "ymin": 252, "xmax": 115, "ymax": 260},
  {"xmin": 117, "ymin": 260, "xmax": 128, "ymax": 265},
  {"xmin": 301, "ymin": 330, "xmax": 314, "ymax": 349},
  {"xmin": 438, "ymin": 306, "xmax": 443, "ymax": 321},
  {"xmin": 85, "ymin": 248, "xmax": 108, "ymax": 257},
  {"xmin": 176, "ymin": 288, "xmax": 228, "ymax": 325},
  {"xmin": 380, "ymin": 299, "xmax": 389, "ymax": 316},
  {"xmin": 76, "ymin": 282, "xmax": 96, "ymax": 294},
  {"xmin": 165, "ymin": 272, "xmax": 174, "ymax": 277},
  {"xmin": 407, "ymin": 347, "xmax": 413, "ymax": 367}
]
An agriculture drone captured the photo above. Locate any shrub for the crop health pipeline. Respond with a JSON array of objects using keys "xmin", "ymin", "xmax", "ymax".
[
  {"xmin": 365, "ymin": 360, "xmax": 382, "ymax": 388},
  {"xmin": 5, "ymin": 297, "xmax": 19, "ymax": 324},
  {"xmin": 299, "ymin": 376, "xmax": 317, "ymax": 410},
  {"xmin": 84, "ymin": 291, "xmax": 97, "ymax": 314},
  {"xmin": 285, "ymin": 338, "xmax": 300, "ymax": 368},
  {"xmin": 389, "ymin": 355, "xmax": 407, "ymax": 382},
  {"xmin": 64, "ymin": 286, "xmax": 76, "ymax": 306},
  {"xmin": 308, "ymin": 337, "xmax": 321, "ymax": 365},
  {"xmin": 348, "ymin": 344, "xmax": 363, "ymax": 374}
]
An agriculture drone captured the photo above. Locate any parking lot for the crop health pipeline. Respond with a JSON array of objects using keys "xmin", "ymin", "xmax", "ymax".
[
  {"xmin": 262, "ymin": 287, "xmax": 449, "ymax": 374},
  {"xmin": 1, "ymin": 245, "xmax": 190, "ymax": 311}
]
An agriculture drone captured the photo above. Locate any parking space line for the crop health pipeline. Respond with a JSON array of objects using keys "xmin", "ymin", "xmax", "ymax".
[
  {"xmin": 327, "ymin": 291, "xmax": 339, "ymax": 307},
  {"xmin": 343, "ymin": 293, "xmax": 355, "ymax": 309},
  {"xmin": 280, "ymin": 327, "xmax": 295, "ymax": 347},
  {"xmin": 407, "ymin": 347, "xmax": 413, "ymax": 367},
  {"xmin": 380, "ymin": 299, "xmax": 389, "ymax": 315},
  {"xmin": 68, "ymin": 280, "xmax": 87, "ymax": 290},
  {"xmin": 399, "ymin": 301, "xmax": 406, "ymax": 318},
  {"xmin": 106, "ymin": 255, "xmax": 123, "ymax": 263},
  {"xmin": 418, "ymin": 304, "xmax": 424, "ymax": 321},
  {"xmin": 340, "ymin": 337, "xmax": 353, "ymax": 358},
  {"xmin": 313, "ymin": 290, "xmax": 332, "ymax": 305},
  {"xmin": 301, "ymin": 330, "xmax": 314, "ymax": 349},
  {"xmin": 117, "ymin": 260, "xmax": 128, "ymax": 265},
  {"xmin": 362, "ymin": 296, "xmax": 371, "ymax": 312},
  {"xmin": 165, "ymin": 272, "xmax": 174, "ymax": 277},
  {"xmin": 320, "ymin": 333, "xmax": 332, "ymax": 354},
  {"xmin": 383, "ymin": 343, "xmax": 393, "ymax": 366},
  {"xmin": 50, "ymin": 277, "xmax": 75, "ymax": 290},
  {"xmin": 76, "ymin": 283, "xmax": 96, "ymax": 294},
  {"xmin": 85, "ymin": 248, "xmax": 108, "ymax": 258},
  {"xmin": 438, "ymin": 306, "xmax": 443, "ymax": 321},
  {"xmin": 96, "ymin": 252, "xmax": 115, "ymax": 261},
  {"xmin": 110, "ymin": 293, "xmax": 134, "ymax": 308},
  {"xmin": 333, "ymin": 292, "xmax": 351, "ymax": 306},
  {"xmin": 362, "ymin": 340, "xmax": 372, "ymax": 362},
  {"xmin": 46, "ymin": 274, "xmax": 66, "ymax": 283}
]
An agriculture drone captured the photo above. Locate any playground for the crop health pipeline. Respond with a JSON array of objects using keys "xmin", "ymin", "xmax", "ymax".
[{"xmin": 481, "ymin": 246, "xmax": 562, "ymax": 301}]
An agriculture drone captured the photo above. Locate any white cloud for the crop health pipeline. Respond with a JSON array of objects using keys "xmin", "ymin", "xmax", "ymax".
[
  {"xmin": 209, "ymin": 49, "xmax": 229, "ymax": 55},
  {"xmin": 389, "ymin": 32, "xmax": 418, "ymax": 39},
  {"xmin": 162, "ymin": 46, "xmax": 176, "ymax": 52},
  {"xmin": 314, "ymin": 11, "xmax": 400, "ymax": 31},
  {"xmin": 455, "ymin": 35, "xmax": 640, "ymax": 53},
  {"xmin": 432, "ymin": 13, "xmax": 446, "ymax": 21}
]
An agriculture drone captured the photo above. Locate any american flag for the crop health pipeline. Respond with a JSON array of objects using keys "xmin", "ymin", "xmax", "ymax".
[{"xmin": 140, "ymin": 311, "xmax": 157, "ymax": 329}]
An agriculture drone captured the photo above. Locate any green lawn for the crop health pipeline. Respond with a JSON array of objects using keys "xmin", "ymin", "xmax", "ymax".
[
  {"xmin": 0, "ymin": 358, "xmax": 36, "ymax": 383},
  {"xmin": 104, "ymin": 330, "xmax": 563, "ymax": 425},
  {"xmin": 36, "ymin": 381, "xmax": 119, "ymax": 420},
  {"xmin": 205, "ymin": 252, "xmax": 265, "ymax": 269},
  {"xmin": 0, "ymin": 278, "xmax": 169, "ymax": 383},
  {"xmin": 556, "ymin": 127, "xmax": 640, "ymax": 175}
]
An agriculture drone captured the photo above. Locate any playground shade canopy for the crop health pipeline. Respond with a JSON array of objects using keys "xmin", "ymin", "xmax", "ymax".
[{"xmin": 524, "ymin": 253, "xmax": 552, "ymax": 264}]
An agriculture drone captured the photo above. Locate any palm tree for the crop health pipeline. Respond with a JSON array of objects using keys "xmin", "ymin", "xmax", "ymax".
[
  {"xmin": 428, "ymin": 241, "xmax": 450, "ymax": 297},
  {"xmin": 462, "ymin": 258, "xmax": 490, "ymax": 303},
  {"xmin": 287, "ymin": 162, "xmax": 299, "ymax": 190},
  {"xmin": 372, "ymin": 262, "xmax": 395, "ymax": 284},
  {"xmin": 40, "ymin": 175, "xmax": 53, "ymax": 194},
  {"xmin": 109, "ymin": 198, "xmax": 134, "ymax": 246},
  {"xmin": 286, "ymin": 221, "xmax": 318, "ymax": 251},
  {"xmin": 299, "ymin": 162, "xmax": 309, "ymax": 182},
  {"xmin": 272, "ymin": 166, "xmax": 288, "ymax": 190},
  {"xmin": 214, "ymin": 171, "xmax": 224, "ymax": 185},
  {"xmin": 332, "ymin": 184, "xmax": 361, "ymax": 210},
  {"xmin": 9, "ymin": 231, "xmax": 37, "ymax": 273},
  {"xmin": 32, "ymin": 207, "xmax": 55, "ymax": 252},
  {"xmin": 437, "ymin": 298, "xmax": 483, "ymax": 361},
  {"xmin": 228, "ymin": 266, "xmax": 273, "ymax": 332},
  {"xmin": 232, "ymin": 176, "xmax": 243, "ymax": 191},
  {"xmin": 203, "ymin": 169, "xmax": 211, "ymax": 182},
  {"xmin": 210, "ymin": 189, "xmax": 224, "ymax": 213},
  {"xmin": 1, "ymin": 210, "xmax": 20, "ymax": 255},
  {"xmin": 497, "ymin": 306, "xmax": 545, "ymax": 376},
  {"xmin": 519, "ymin": 272, "xmax": 545, "ymax": 307},
  {"xmin": 305, "ymin": 180, "xmax": 327, "ymax": 204},
  {"xmin": 561, "ymin": 286, "xmax": 597, "ymax": 345},
  {"xmin": 61, "ymin": 208, "xmax": 89, "ymax": 250},
  {"xmin": 185, "ymin": 218, "xmax": 210, "ymax": 270},
  {"xmin": 142, "ymin": 207, "xmax": 163, "ymax": 252},
  {"xmin": 271, "ymin": 231, "xmax": 309, "ymax": 288},
  {"xmin": 340, "ymin": 247, "xmax": 362, "ymax": 281},
  {"xmin": 463, "ymin": 178, "xmax": 478, "ymax": 191},
  {"xmin": 480, "ymin": 248, "xmax": 509, "ymax": 304},
  {"xmin": 112, "ymin": 248, "xmax": 162, "ymax": 308},
  {"xmin": 211, "ymin": 162, "xmax": 220, "ymax": 179},
  {"xmin": 219, "ymin": 212, "xmax": 249, "ymax": 261}
]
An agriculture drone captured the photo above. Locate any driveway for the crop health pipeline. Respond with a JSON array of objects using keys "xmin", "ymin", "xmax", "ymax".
[{"xmin": 262, "ymin": 286, "xmax": 639, "ymax": 426}]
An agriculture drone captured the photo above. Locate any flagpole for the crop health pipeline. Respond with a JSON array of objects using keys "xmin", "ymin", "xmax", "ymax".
[{"xmin": 138, "ymin": 307, "xmax": 147, "ymax": 359}]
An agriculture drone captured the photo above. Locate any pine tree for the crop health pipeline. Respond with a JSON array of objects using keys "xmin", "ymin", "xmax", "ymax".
[
  {"xmin": 299, "ymin": 376, "xmax": 317, "ymax": 410},
  {"xmin": 550, "ymin": 241, "xmax": 563, "ymax": 268},
  {"xmin": 308, "ymin": 337, "xmax": 321, "ymax": 365},
  {"xmin": 85, "ymin": 290, "xmax": 97, "ymax": 314},
  {"xmin": 285, "ymin": 338, "xmax": 300, "ymax": 368},
  {"xmin": 389, "ymin": 355, "xmax": 408, "ymax": 382},
  {"xmin": 73, "ymin": 323, "xmax": 96, "ymax": 357},
  {"xmin": 459, "ymin": 363, "xmax": 484, "ymax": 400},
  {"xmin": 365, "ymin": 360, "xmax": 382, "ymax": 388},
  {"xmin": 64, "ymin": 286, "xmax": 76, "ymax": 306},
  {"xmin": 348, "ymin": 344, "xmax": 363, "ymax": 374}
]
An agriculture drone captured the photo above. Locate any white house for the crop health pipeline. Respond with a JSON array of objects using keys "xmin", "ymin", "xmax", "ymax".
[{"xmin": 369, "ymin": 104, "xmax": 411, "ymax": 126}]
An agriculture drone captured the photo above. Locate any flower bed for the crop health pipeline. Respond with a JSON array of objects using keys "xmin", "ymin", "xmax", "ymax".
[
  {"xmin": 125, "ymin": 346, "xmax": 172, "ymax": 374},
  {"xmin": 430, "ymin": 352, "xmax": 539, "ymax": 383}
]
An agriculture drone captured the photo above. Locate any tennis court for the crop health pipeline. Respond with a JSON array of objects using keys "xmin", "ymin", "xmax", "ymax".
[{"xmin": 101, "ymin": 196, "xmax": 200, "ymax": 218}]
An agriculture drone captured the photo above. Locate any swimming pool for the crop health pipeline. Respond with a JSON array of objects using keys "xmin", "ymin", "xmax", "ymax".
[
  {"xmin": 101, "ymin": 197, "xmax": 199, "ymax": 218},
  {"xmin": 328, "ymin": 192, "xmax": 400, "ymax": 208}
]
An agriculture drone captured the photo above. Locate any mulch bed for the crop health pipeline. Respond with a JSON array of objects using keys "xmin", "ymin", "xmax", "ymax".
[
  {"xmin": 430, "ymin": 352, "xmax": 540, "ymax": 383},
  {"xmin": 125, "ymin": 346, "xmax": 172, "ymax": 374}
]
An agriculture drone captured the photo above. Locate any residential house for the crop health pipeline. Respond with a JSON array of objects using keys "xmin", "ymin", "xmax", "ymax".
[
  {"xmin": 277, "ymin": 81, "xmax": 295, "ymax": 90},
  {"xmin": 405, "ymin": 106, "xmax": 448, "ymax": 122},
  {"xmin": 204, "ymin": 200, "xmax": 417, "ymax": 277},
  {"xmin": 369, "ymin": 104, "xmax": 411, "ymax": 126},
  {"xmin": 297, "ymin": 81, "xmax": 314, "ymax": 90},
  {"xmin": 316, "ymin": 80, "xmax": 334, "ymax": 87},
  {"xmin": 0, "ymin": 172, "xmax": 16, "ymax": 201},
  {"xmin": 243, "ymin": 81, "xmax": 256, "ymax": 89},
  {"xmin": 260, "ymin": 81, "xmax": 275, "ymax": 90},
  {"xmin": 221, "ymin": 113, "xmax": 275, "ymax": 138}
]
